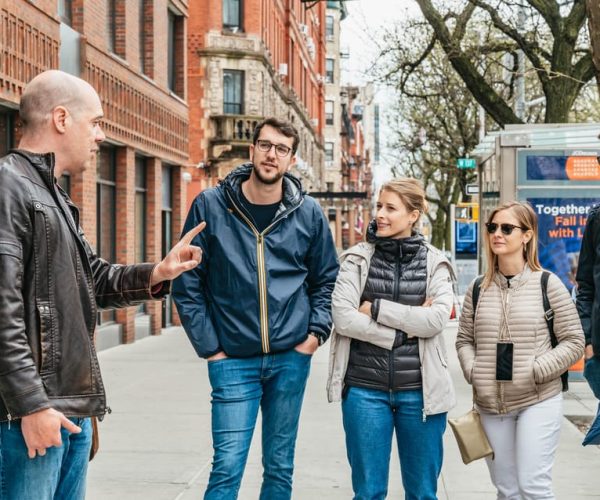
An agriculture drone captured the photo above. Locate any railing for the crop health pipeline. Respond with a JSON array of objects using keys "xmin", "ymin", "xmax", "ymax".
[{"xmin": 210, "ymin": 114, "xmax": 264, "ymax": 143}]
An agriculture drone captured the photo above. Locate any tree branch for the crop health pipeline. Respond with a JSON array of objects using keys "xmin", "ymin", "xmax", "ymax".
[{"xmin": 414, "ymin": 0, "xmax": 523, "ymax": 125}]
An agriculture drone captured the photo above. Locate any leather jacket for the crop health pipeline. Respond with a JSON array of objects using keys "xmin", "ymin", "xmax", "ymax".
[{"xmin": 0, "ymin": 150, "xmax": 166, "ymax": 422}]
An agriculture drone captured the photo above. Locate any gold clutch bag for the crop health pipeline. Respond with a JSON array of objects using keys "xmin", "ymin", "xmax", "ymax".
[{"xmin": 448, "ymin": 408, "xmax": 494, "ymax": 464}]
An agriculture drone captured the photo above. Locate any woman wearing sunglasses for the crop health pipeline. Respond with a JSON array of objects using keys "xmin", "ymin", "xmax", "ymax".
[
  {"xmin": 328, "ymin": 178, "xmax": 456, "ymax": 500},
  {"xmin": 456, "ymin": 201, "xmax": 584, "ymax": 499}
]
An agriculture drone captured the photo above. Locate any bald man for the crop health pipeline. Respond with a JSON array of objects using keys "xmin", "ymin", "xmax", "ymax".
[{"xmin": 0, "ymin": 70, "xmax": 204, "ymax": 499}]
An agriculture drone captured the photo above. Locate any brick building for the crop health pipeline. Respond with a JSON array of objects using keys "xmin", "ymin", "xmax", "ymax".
[
  {"xmin": 0, "ymin": 0, "xmax": 189, "ymax": 348},
  {"xmin": 186, "ymin": 0, "xmax": 327, "ymax": 202}
]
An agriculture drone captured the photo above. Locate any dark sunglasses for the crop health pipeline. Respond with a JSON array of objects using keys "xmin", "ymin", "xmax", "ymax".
[{"xmin": 485, "ymin": 222, "xmax": 526, "ymax": 235}]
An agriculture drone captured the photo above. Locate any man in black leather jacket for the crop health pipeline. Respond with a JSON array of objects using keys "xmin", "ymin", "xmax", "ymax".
[{"xmin": 0, "ymin": 70, "xmax": 204, "ymax": 500}]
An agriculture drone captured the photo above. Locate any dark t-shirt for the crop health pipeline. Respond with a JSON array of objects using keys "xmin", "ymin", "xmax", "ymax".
[{"xmin": 239, "ymin": 190, "xmax": 280, "ymax": 233}]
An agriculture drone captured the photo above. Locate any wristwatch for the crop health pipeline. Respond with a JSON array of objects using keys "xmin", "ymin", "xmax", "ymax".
[{"xmin": 309, "ymin": 331, "xmax": 326, "ymax": 346}]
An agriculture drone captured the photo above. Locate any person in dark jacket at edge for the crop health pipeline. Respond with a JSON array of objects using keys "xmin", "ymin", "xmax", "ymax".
[
  {"xmin": 0, "ymin": 70, "xmax": 205, "ymax": 500},
  {"xmin": 576, "ymin": 198, "xmax": 600, "ymax": 409},
  {"xmin": 173, "ymin": 117, "xmax": 339, "ymax": 500}
]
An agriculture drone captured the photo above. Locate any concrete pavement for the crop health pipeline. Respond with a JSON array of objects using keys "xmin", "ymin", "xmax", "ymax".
[{"xmin": 87, "ymin": 322, "xmax": 600, "ymax": 499}]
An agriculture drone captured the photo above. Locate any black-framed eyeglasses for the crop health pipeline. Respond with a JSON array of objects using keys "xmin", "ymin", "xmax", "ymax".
[
  {"xmin": 485, "ymin": 222, "xmax": 526, "ymax": 235},
  {"xmin": 256, "ymin": 140, "xmax": 292, "ymax": 158}
]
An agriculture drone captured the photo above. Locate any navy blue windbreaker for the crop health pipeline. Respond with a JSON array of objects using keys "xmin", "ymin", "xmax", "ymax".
[{"xmin": 173, "ymin": 164, "xmax": 340, "ymax": 358}]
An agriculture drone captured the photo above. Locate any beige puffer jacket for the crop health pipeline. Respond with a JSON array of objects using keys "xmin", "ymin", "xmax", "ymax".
[
  {"xmin": 327, "ymin": 242, "xmax": 456, "ymax": 416},
  {"xmin": 456, "ymin": 267, "xmax": 584, "ymax": 414}
]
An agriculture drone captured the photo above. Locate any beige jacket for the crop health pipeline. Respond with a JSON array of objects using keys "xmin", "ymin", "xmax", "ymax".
[
  {"xmin": 327, "ymin": 242, "xmax": 457, "ymax": 416},
  {"xmin": 456, "ymin": 267, "xmax": 584, "ymax": 414}
]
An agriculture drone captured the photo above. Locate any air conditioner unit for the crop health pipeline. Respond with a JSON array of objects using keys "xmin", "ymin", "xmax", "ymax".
[
  {"xmin": 299, "ymin": 23, "xmax": 309, "ymax": 36},
  {"xmin": 278, "ymin": 63, "xmax": 288, "ymax": 76},
  {"xmin": 310, "ymin": 118, "xmax": 319, "ymax": 127}
]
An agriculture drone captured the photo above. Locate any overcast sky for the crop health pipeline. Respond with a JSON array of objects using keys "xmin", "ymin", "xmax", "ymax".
[{"xmin": 339, "ymin": 0, "xmax": 422, "ymax": 184}]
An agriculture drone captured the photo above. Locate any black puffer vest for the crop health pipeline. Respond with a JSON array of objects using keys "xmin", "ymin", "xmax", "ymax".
[{"xmin": 344, "ymin": 222, "xmax": 428, "ymax": 392}]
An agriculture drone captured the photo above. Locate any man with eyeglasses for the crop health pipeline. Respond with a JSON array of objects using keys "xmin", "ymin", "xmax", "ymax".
[{"xmin": 173, "ymin": 117, "xmax": 339, "ymax": 499}]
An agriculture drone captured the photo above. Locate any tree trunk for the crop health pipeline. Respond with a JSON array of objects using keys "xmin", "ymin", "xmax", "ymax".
[
  {"xmin": 588, "ymin": 0, "xmax": 600, "ymax": 95},
  {"xmin": 544, "ymin": 80, "xmax": 581, "ymax": 122},
  {"xmin": 430, "ymin": 208, "xmax": 447, "ymax": 250}
]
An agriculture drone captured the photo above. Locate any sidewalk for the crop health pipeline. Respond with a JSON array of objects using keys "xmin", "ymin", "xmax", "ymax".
[{"xmin": 87, "ymin": 323, "xmax": 600, "ymax": 499}]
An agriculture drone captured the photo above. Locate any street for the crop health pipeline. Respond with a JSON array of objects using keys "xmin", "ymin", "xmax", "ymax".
[{"xmin": 87, "ymin": 322, "xmax": 600, "ymax": 499}]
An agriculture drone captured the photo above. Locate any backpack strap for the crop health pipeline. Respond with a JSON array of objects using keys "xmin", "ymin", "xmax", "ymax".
[
  {"xmin": 472, "ymin": 275, "xmax": 484, "ymax": 320},
  {"xmin": 541, "ymin": 271, "xmax": 569, "ymax": 392}
]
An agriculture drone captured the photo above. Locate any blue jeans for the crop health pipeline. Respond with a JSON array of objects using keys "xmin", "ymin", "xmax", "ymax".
[
  {"xmin": 205, "ymin": 349, "xmax": 312, "ymax": 500},
  {"xmin": 0, "ymin": 416, "xmax": 92, "ymax": 500},
  {"xmin": 342, "ymin": 387, "xmax": 446, "ymax": 500}
]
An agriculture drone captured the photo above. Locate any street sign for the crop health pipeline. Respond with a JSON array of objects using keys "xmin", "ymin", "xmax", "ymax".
[
  {"xmin": 466, "ymin": 183, "xmax": 479, "ymax": 195},
  {"xmin": 457, "ymin": 158, "xmax": 477, "ymax": 169}
]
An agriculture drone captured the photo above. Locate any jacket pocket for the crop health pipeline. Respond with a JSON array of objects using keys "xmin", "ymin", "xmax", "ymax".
[
  {"xmin": 468, "ymin": 357, "xmax": 477, "ymax": 384},
  {"xmin": 37, "ymin": 301, "xmax": 58, "ymax": 375}
]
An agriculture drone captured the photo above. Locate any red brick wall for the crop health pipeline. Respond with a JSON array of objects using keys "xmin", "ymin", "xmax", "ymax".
[
  {"xmin": 0, "ymin": 0, "xmax": 190, "ymax": 342},
  {"xmin": 0, "ymin": 2, "xmax": 59, "ymax": 106},
  {"xmin": 146, "ymin": 157, "xmax": 163, "ymax": 334},
  {"xmin": 115, "ymin": 147, "xmax": 137, "ymax": 342}
]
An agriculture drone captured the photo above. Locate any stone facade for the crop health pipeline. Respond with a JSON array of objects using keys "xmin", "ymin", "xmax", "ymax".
[{"xmin": 187, "ymin": 0, "xmax": 326, "ymax": 200}]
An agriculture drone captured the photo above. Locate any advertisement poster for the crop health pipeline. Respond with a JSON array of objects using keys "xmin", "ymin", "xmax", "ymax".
[
  {"xmin": 528, "ymin": 197, "xmax": 600, "ymax": 292},
  {"xmin": 455, "ymin": 221, "xmax": 477, "ymax": 258},
  {"xmin": 527, "ymin": 154, "xmax": 600, "ymax": 181}
]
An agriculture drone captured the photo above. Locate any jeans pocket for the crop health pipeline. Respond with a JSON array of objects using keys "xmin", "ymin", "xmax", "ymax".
[{"xmin": 292, "ymin": 348, "xmax": 313, "ymax": 358}]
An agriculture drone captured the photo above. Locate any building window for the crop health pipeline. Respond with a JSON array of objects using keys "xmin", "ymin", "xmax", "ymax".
[
  {"xmin": 135, "ymin": 157, "xmax": 147, "ymax": 263},
  {"xmin": 327, "ymin": 182, "xmax": 334, "ymax": 192},
  {"xmin": 325, "ymin": 100, "xmax": 334, "ymax": 125},
  {"xmin": 161, "ymin": 165, "xmax": 173, "ymax": 326},
  {"xmin": 325, "ymin": 142, "xmax": 334, "ymax": 162},
  {"xmin": 326, "ymin": 58, "xmax": 334, "ymax": 84},
  {"xmin": 107, "ymin": 0, "xmax": 117, "ymax": 53},
  {"xmin": 223, "ymin": 0, "xmax": 242, "ymax": 32},
  {"xmin": 97, "ymin": 146, "xmax": 117, "ymax": 325},
  {"xmin": 167, "ymin": 8, "xmax": 185, "ymax": 96},
  {"xmin": 58, "ymin": 0, "xmax": 73, "ymax": 26},
  {"xmin": 223, "ymin": 70, "xmax": 244, "ymax": 114},
  {"xmin": 326, "ymin": 15, "xmax": 334, "ymax": 40},
  {"xmin": 135, "ymin": 157, "xmax": 147, "ymax": 315},
  {"xmin": 0, "ymin": 109, "xmax": 15, "ymax": 158}
]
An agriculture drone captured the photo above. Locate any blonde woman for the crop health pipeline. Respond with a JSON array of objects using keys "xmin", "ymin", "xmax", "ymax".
[
  {"xmin": 328, "ymin": 178, "xmax": 456, "ymax": 500},
  {"xmin": 456, "ymin": 201, "xmax": 584, "ymax": 499}
]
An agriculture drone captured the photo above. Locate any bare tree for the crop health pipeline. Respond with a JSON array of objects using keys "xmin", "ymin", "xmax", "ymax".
[
  {"xmin": 382, "ymin": 34, "xmax": 479, "ymax": 249},
  {"xmin": 408, "ymin": 0, "xmax": 595, "ymax": 125}
]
